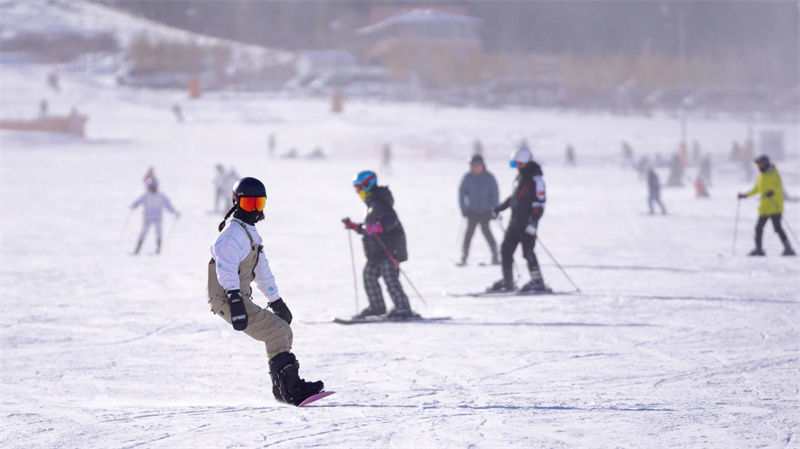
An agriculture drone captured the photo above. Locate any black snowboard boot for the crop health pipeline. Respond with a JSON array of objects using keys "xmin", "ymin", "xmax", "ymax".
[
  {"xmin": 269, "ymin": 352, "xmax": 324, "ymax": 406},
  {"xmin": 487, "ymin": 278, "xmax": 515, "ymax": 293},
  {"xmin": 748, "ymin": 248, "xmax": 765, "ymax": 256}
]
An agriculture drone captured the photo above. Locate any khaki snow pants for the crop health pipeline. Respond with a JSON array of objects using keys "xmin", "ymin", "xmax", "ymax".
[{"xmin": 208, "ymin": 262, "xmax": 293, "ymax": 359}]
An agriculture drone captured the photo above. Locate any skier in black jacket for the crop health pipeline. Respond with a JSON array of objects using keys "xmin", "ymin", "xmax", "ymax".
[
  {"xmin": 343, "ymin": 170, "xmax": 418, "ymax": 319},
  {"xmin": 488, "ymin": 144, "xmax": 548, "ymax": 293}
]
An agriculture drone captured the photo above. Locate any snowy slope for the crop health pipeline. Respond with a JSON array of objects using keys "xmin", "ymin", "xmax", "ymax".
[{"xmin": 1, "ymin": 60, "xmax": 800, "ymax": 449}]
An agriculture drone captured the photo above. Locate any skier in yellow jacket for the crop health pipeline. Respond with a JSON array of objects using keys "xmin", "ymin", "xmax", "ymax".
[{"xmin": 738, "ymin": 155, "xmax": 795, "ymax": 256}]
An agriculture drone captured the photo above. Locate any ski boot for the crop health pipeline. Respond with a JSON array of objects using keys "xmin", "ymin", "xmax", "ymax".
[
  {"xmin": 455, "ymin": 255, "xmax": 467, "ymax": 267},
  {"xmin": 354, "ymin": 305, "xmax": 386, "ymax": 319},
  {"xmin": 783, "ymin": 247, "xmax": 796, "ymax": 256},
  {"xmin": 518, "ymin": 270, "xmax": 550, "ymax": 294},
  {"xmin": 386, "ymin": 308, "xmax": 420, "ymax": 320},
  {"xmin": 486, "ymin": 279, "xmax": 515, "ymax": 293},
  {"xmin": 269, "ymin": 352, "xmax": 324, "ymax": 406},
  {"xmin": 748, "ymin": 248, "xmax": 765, "ymax": 256}
]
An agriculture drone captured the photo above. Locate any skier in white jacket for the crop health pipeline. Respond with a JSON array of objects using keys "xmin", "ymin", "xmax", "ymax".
[{"xmin": 130, "ymin": 179, "xmax": 179, "ymax": 255}]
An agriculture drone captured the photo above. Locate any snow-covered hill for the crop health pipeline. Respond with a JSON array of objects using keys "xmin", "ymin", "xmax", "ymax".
[{"xmin": 1, "ymin": 19, "xmax": 799, "ymax": 449}]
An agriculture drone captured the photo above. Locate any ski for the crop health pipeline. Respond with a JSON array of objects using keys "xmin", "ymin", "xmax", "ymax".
[
  {"xmin": 333, "ymin": 316, "xmax": 452, "ymax": 325},
  {"xmin": 446, "ymin": 287, "xmax": 570, "ymax": 298},
  {"xmin": 298, "ymin": 391, "xmax": 335, "ymax": 407}
]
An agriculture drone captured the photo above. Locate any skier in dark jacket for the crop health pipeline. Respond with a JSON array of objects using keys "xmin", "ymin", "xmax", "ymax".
[
  {"xmin": 647, "ymin": 167, "xmax": 667, "ymax": 214},
  {"xmin": 343, "ymin": 170, "xmax": 418, "ymax": 319},
  {"xmin": 488, "ymin": 145, "xmax": 548, "ymax": 293},
  {"xmin": 458, "ymin": 154, "xmax": 499, "ymax": 265}
]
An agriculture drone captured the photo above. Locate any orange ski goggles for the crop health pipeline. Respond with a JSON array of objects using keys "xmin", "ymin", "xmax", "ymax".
[{"xmin": 238, "ymin": 196, "xmax": 266, "ymax": 212}]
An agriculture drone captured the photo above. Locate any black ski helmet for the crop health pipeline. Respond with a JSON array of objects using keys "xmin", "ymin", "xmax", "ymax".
[
  {"xmin": 231, "ymin": 177, "xmax": 267, "ymax": 204},
  {"xmin": 218, "ymin": 177, "xmax": 267, "ymax": 230},
  {"xmin": 469, "ymin": 154, "xmax": 484, "ymax": 166}
]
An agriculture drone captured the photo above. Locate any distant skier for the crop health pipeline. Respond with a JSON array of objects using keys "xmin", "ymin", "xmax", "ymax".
[
  {"xmin": 647, "ymin": 167, "xmax": 667, "ymax": 214},
  {"xmin": 130, "ymin": 178, "xmax": 179, "ymax": 255},
  {"xmin": 738, "ymin": 155, "xmax": 795, "ymax": 256},
  {"xmin": 207, "ymin": 177, "xmax": 325, "ymax": 405},
  {"xmin": 488, "ymin": 145, "xmax": 548, "ymax": 293},
  {"xmin": 343, "ymin": 170, "xmax": 418, "ymax": 319},
  {"xmin": 381, "ymin": 143, "xmax": 392, "ymax": 174},
  {"xmin": 213, "ymin": 164, "xmax": 227, "ymax": 212},
  {"xmin": 457, "ymin": 154, "xmax": 499, "ymax": 266},
  {"xmin": 268, "ymin": 133, "xmax": 276, "ymax": 158},
  {"xmin": 565, "ymin": 144, "xmax": 576, "ymax": 166}
]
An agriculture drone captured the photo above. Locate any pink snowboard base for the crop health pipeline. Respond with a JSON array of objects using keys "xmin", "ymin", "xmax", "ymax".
[{"xmin": 298, "ymin": 391, "xmax": 335, "ymax": 407}]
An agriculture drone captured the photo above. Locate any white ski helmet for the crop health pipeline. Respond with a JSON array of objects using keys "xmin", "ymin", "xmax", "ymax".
[{"xmin": 509, "ymin": 144, "xmax": 532, "ymax": 168}]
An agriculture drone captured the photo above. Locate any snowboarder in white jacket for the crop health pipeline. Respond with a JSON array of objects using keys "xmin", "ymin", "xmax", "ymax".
[
  {"xmin": 207, "ymin": 177, "xmax": 324, "ymax": 406},
  {"xmin": 130, "ymin": 179, "xmax": 179, "ymax": 254}
]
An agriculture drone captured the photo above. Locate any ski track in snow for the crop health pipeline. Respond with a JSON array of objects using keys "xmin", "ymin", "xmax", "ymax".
[{"xmin": 2, "ymin": 61, "xmax": 800, "ymax": 448}]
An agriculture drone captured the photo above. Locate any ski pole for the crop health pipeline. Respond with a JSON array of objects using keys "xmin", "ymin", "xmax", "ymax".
[
  {"xmin": 345, "ymin": 229, "xmax": 361, "ymax": 314},
  {"xmin": 732, "ymin": 198, "xmax": 741, "ymax": 255},
  {"xmin": 768, "ymin": 197, "xmax": 800, "ymax": 246},
  {"xmin": 370, "ymin": 233, "xmax": 428, "ymax": 306},
  {"xmin": 536, "ymin": 235, "xmax": 581, "ymax": 293},
  {"xmin": 495, "ymin": 216, "xmax": 521, "ymax": 280},
  {"xmin": 119, "ymin": 209, "xmax": 133, "ymax": 243},
  {"xmin": 164, "ymin": 215, "xmax": 180, "ymax": 249}
]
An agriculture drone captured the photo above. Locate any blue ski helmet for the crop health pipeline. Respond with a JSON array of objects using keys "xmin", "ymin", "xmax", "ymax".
[{"xmin": 352, "ymin": 170, "xmax": 377, "ymax": 200}]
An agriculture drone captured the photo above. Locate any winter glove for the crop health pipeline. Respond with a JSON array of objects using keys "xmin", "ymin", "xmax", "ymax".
[
  {"xmin": 525, "ymin": 223, "xmax": 537, "ymax": 236},
  {"xmin": 365, "ymin": 223, "xmax": 384, "ymax": 235},
  {"xmin": 342, "ymin": 218, "xmax": 362, "ymax": 232},
  {"xmin": 765, "ymin": 190, "xmax": 775, "ymax": 198},
  {"xmin": 737, "ymin": 192, "xmax": 747, "ymax": 199},
  {"xmin": 531, "ymin": 206, "xmax": 543, "ymax": 221},
  {"xmin": 269, "ymin": 298, "xmax": 292, "ymax": 325},
  {"xmin": 226, "ymin": 289, "xmax": 248, "ymax": 331}
]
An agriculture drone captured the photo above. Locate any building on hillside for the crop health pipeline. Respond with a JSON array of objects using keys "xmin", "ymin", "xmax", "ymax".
[{"xmin": 356, "ymin": 9, "xmax": 482, "ymax": 87}]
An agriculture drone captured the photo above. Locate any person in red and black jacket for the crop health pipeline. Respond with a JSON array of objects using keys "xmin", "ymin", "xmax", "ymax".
[{"xmin": 489, "ymin": 143, "xmax": 549, "ymax": 293}]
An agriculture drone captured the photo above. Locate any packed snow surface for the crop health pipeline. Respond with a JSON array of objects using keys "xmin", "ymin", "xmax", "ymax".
[{"xmin": 2, "ymin": 64, "xmax": 799, "ymax": 448}]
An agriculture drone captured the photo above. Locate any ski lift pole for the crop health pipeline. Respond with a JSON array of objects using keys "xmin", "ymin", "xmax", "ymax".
[
  {"xmin": 345, "ymin": 229, "xmax": 361, "ymax": 314},
  {"xmin": 370, "ymin": 233, "xmax": 427, "ymax": 306},
  {"xmin": 536, "ymin": 235, "xmax": 581, "ymax": 293}
]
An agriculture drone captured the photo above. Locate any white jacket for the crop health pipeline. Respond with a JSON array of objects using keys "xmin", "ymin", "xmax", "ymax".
[
  {"xmin": 131, "ymin": 192, "xmax": 177, "ymax": 222},
  {"xmin": 210, "ymin": 218, "xmax": 281, "ymax": 303}
]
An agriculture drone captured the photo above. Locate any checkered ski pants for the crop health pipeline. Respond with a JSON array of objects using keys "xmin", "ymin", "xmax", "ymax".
[{"xmin": 363, "ymin": 258, "xmax": 410, "ymax": 312}]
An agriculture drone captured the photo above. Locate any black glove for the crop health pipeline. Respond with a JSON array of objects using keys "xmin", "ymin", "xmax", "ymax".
[
  {"xmin": 269, "ymin": 298, "xmax": 292, "ymax": 324},
  {"xmin": 226, "ymin": 289, "xmax": 248, "ymax": 331},
  {"xmin": 765, "ymin": 190, "xmax": 775, "ymax": 198},
  {"xmin": 531, "ymin": 206, "xmax": 543, "ymax": 221},
  {"xmin": 737, "ymin": 193, "xmax": 747, "ymax": 199}
]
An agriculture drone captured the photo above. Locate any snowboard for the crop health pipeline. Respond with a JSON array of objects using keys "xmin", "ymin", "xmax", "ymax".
[
  {"xmin": 333, "ymin": 316, "xmax": 452, "ymax": 325},
  {"xmin": 298, "ymin": 391, "xmax": 335, "ymax": 407}
]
